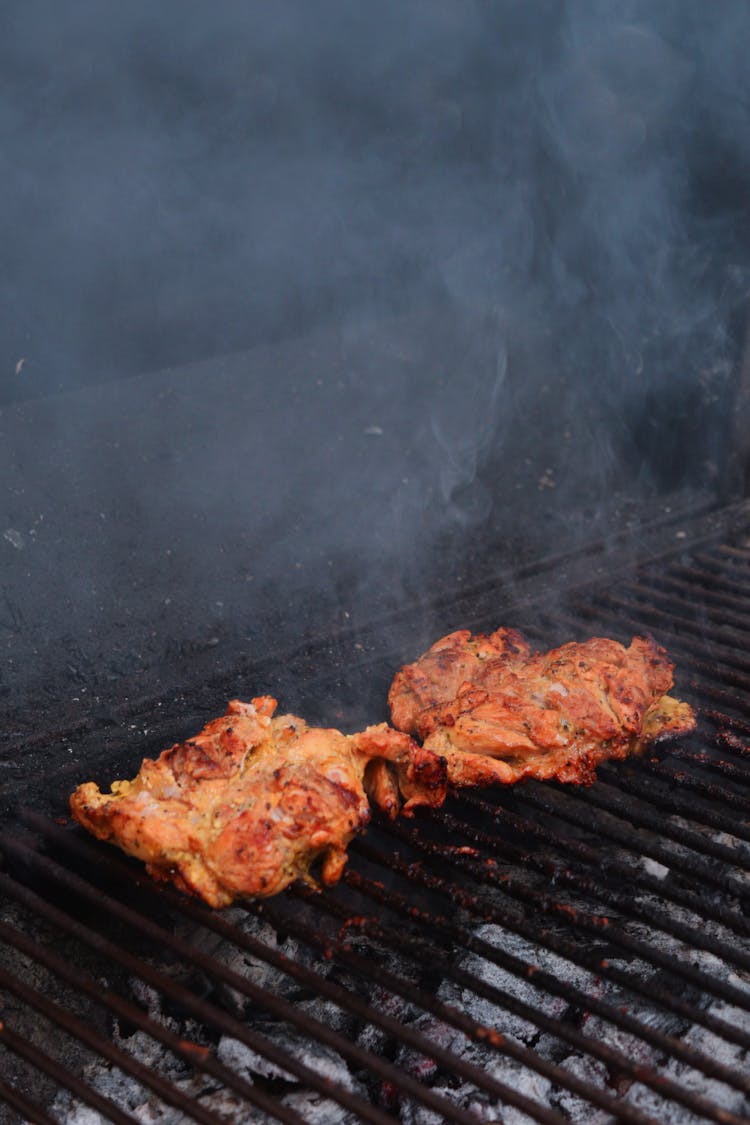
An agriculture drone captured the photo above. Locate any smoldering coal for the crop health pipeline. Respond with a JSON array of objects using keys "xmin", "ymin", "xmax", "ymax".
[{"xmin": 2, "ymin": 2, "xmax": 750, "ymax": 722}]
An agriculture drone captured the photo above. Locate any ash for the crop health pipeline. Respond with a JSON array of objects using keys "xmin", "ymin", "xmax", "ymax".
[{"xmin": 48, "ymin": 838, "xmax": 750, "ymax": 1125}]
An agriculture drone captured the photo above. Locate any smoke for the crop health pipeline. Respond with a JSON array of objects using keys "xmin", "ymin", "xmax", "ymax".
[{"xmin": 2, "ymin": 0, "xmax": 750, "ymax": 714}]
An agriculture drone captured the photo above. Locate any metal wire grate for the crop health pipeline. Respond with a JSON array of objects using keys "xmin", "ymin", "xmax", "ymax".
[{"xmin": 3, "ymin": 522, "xmax": 750, "ymax": 1122}]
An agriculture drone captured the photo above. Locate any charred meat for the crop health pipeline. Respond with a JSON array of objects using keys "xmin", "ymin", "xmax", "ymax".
[
  {"xmin": 389, "ymin": 628, "xmax": 695, "ymax": 787},
  {"xmin": 70, "ymin": 697, "xmax": 446, "ymax": 907}
]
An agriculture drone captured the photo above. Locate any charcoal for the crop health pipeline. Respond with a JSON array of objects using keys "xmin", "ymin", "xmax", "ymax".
[
  {"xmin": 617, "ymin": 899, "xmax": 735, "ymax": 979},
  {"xmin": 196, "ymin": 1089, "xmax": 272, "ymax": 1125},
  {"xmin": 579, "ymin": 1010, "xmax": 670, "ymax": 1074},
  {"xmin": 436, "ymin": 923, "xmax": 598, "ymax": 1046},
  {"xmin": 589, "ymin": 949, "xmax": 700, "ymax": 1045},
  {"xmin": 111, "ymin": 1029, "xmax": 187, "ymax": 1073},
  {"xmin": 295, "ymin": 994, "xmax": 358, "ymax": 1036},
  {"xmin": 624, "ymin": 1081, "xmax": 746, "ymax": 1125},
  {"xmin": 216, "ymin": 1029, "xmax": 356, "ymax": 1090},
  {"xmin": 551, "ymin": 1053, "xmax": 612, "ymax": 1125},
  {"xmin": 343, "ymin": 929, "xmax": 431, "ymax": 986},
  {"xmin": 484, "ymin": 1048, "xmax": 554, "ymax": 1124},
  {"xmin": 173, "ymin": 909, "xmax": 314, "ymax": 1007},
  {"xmin": 394, "ymin": 1010, "xmax": 469, "ymax": 1084},
  {"xmin": 624, "ymin": 997, "xmax": 750, "ymax": 1123},
  {"xmin": 640, "ymin": 855, "xmax": 670, "ymax": 880},
  {"xmin": 52, "ymin": 1108, "xmax": 106, "ymax": 1125},
  {"xmin": 128, "ymin": 979, "xmax": 178, "ymax": 1026},
  {"xmin": 216, "ymin": 1032, "xmax": 368, "ymax": 1122},
  {"xmin": 281, "ymin": 1090, "xmax": 365, "ymax": 1123},
  {"xmin": 57, "ymin": 1083, "xmax": 270, "ymax": 1125},
  {"xmin": 54, "ymin": 1071, "xmax": 174, "ymax": 1125},
  {"xmin": 400, "ymin": 1085, "xmax": 495, "ymax": 1125},
  {"xmin": 397, "ymin": 1019, "xmax": 557, "ymax": 1124},
  {"xmin": 354, "ymin": 984, "xmax": 421, "ymax": 1056},
  {"xmin": 52, "ymin": 1029, "xmax": 216, "ymax": 1124},
  {"xmin": 401, "ymin": 1060, "xmax": 553, "ymax": 1125}
]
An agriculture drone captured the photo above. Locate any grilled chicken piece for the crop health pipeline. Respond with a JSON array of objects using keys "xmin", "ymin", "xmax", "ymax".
[
  {"xmin": 389, "ymin": 628, "xmax": 696, "ymax": 787},
  {"xmin": 70, "ymin": 697, "xmax": 446, "ymax": 908}
]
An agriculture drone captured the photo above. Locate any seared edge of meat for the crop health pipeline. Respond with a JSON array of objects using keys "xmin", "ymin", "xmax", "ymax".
[{"xmin": 354, "ymin": 723, "xmax": 447, "ymax": 816}]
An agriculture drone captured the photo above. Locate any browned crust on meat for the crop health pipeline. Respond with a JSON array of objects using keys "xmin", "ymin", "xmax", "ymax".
[
  {"xmin": 71, "ymin": 698, "xmax": 446, "ymax": 907},
  {"xmin": 389, "ymin": 630, "xmax": 695, "ymax": 788}
]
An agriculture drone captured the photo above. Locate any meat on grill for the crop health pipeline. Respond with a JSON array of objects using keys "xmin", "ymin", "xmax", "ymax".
[
  {"xmin": 389, "ymin": 628, "xmax": 696, "ymax": 786},
  {"xmin": 70, "ymin": 697, "xmax": 447, "ymax": 907}
]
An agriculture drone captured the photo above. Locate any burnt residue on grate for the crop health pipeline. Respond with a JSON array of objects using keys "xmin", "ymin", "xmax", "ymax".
[{"xmin": 4, "ymin": 522, "xmax": 750, "ymax": 1121}]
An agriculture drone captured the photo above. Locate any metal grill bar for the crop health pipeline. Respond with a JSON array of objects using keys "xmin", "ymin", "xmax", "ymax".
[
  {"xmin": 566, "ymin": 781, "xmax": 750, "ymax": 891},
  {"xmin": 263, "ymin": 887, "xmax": 662, "ymax": 1125},
  {"xmin": 327, "ymin": 855, "xmax": 748, "ymax": 1125},
  {"xmin": 586, "ymin": 769, "xmax": 750, "ymax": 857},
  {"xmin": 0, "ymin": 1076, "xmax": 57, "ymax": 1125},
  {"xmin": 517, "ymin": 785, "xmax": 750, "ymax": 938},
  {"xmin": 379, "ymin": 808, "xmax": 749, "ymax": 1027},
  {"xmin": 0, "ymin": 916, "xmax": 297, "ymax": 1123},
  {"xmin": 630, "ymin": 576, "xmax": 750, "ymax": 632},
  {"xmin": 685, "ymin": 679, "xmax": 750, "ymax": 717},
  {"xmin": 0, "ymin": 1022, "xmax": 138, "ymax": 1125},
  {"xmin": 0, "ymin": 963, "xmax": 229, "ymax": 1125},
  {"xmin": 653, "ymin": 742, "xmax": 750, "ymax": 786},
  {"xmin": 459, "ymin": 790, "xmax": 750, "ymax": 962},
  {"xmin": 706, "ymin": 545, "xmax": 750, "ymax": 563},
  {"xmin": 630, "ymin": 568, "xmax": 750, "ymax": 621},
  {"xmin": 706, "ymin": 544, "xmax": 750, "ymax": 562},
  {"xmin": 17, "ymin": 814, "xmax": 746, "ymax": 1120},
  {"xmin": 416, "ymin": 805, "xmax": 750, "ymax": 1039},
  {"xmin": 166, "ymin": 894, "xmax": 572, "ymax": 1124},
  {"xmin": 706, "ymin": 708, "xmax": 750, "ymax": 736},
  {"xmin": 20, "ymin": 819, "xmax": 575, "ymax": 1125},
  {"xmin": 693, "ymin": 549, "xmax": 750, "ymax": 573},
  {"xmin": 714, "ymin": 728, "xmax": 750, "ymax": 759},
  {"xmin": 636, "ymin": 570, "xmax": 750, "ymax": 615},
  {"xmin": 463, "ymin": 778, "xmax": 750, "ymax": 945},
  {"xmin": 616, "ymin": 596, "xmax": 750, "ymax": 651},
  {"xmin": 35, "ymin": 792, "xmax": 746, "ymax": 1125},
  {"xmin": 167, "ymin": 902, "xmax": 595, "ymax": 1125},
  {"xmin": 684, "ymin": 663, "xmax": 749, "ymax": 697},
  {"xmin": 0, "ymin": 865, "xmax": 361, "ymax": 1125},
  {"xmin": 371, "ymin": 818, "xmax": 750, "ymax": 1095},
  {"xmin": 17, "ymin": 812, "xmax": 569, "ymax": 1125},
  {"xmin": 0, "ymin": 834, "xmax": 536, "ymax": 1125},
  {"xmin": 665, "ymin": 560, "xmax": 750, "ymax": 598},
  {"xmin": 595, "ymin": 766, "xmax": 750, "ymax": 847},
  {"xmin": 641, "ymin": 757, "xmax": 750, "ymax": 811}
]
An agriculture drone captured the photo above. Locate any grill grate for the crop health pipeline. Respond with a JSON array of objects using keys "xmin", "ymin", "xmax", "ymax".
[{"xmin": 3, "ymin": 517, "xmax": 750, "ymax": 1122}]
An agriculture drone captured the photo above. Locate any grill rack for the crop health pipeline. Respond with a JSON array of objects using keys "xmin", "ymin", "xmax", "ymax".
[{"xmin": 3, "ymin": 518, "xmax": 750, "ymax": 1122}]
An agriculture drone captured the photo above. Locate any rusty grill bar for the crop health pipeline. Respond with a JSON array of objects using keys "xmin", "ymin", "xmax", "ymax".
[{"xmin": 3, "ymin": 516, "xmax": 750, "ymax": 1122}]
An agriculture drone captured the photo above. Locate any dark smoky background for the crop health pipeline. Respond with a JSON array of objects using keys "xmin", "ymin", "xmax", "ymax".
[{"xmin": 2, "ymin": 0, "xmax": 750, "ymax": 722}]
